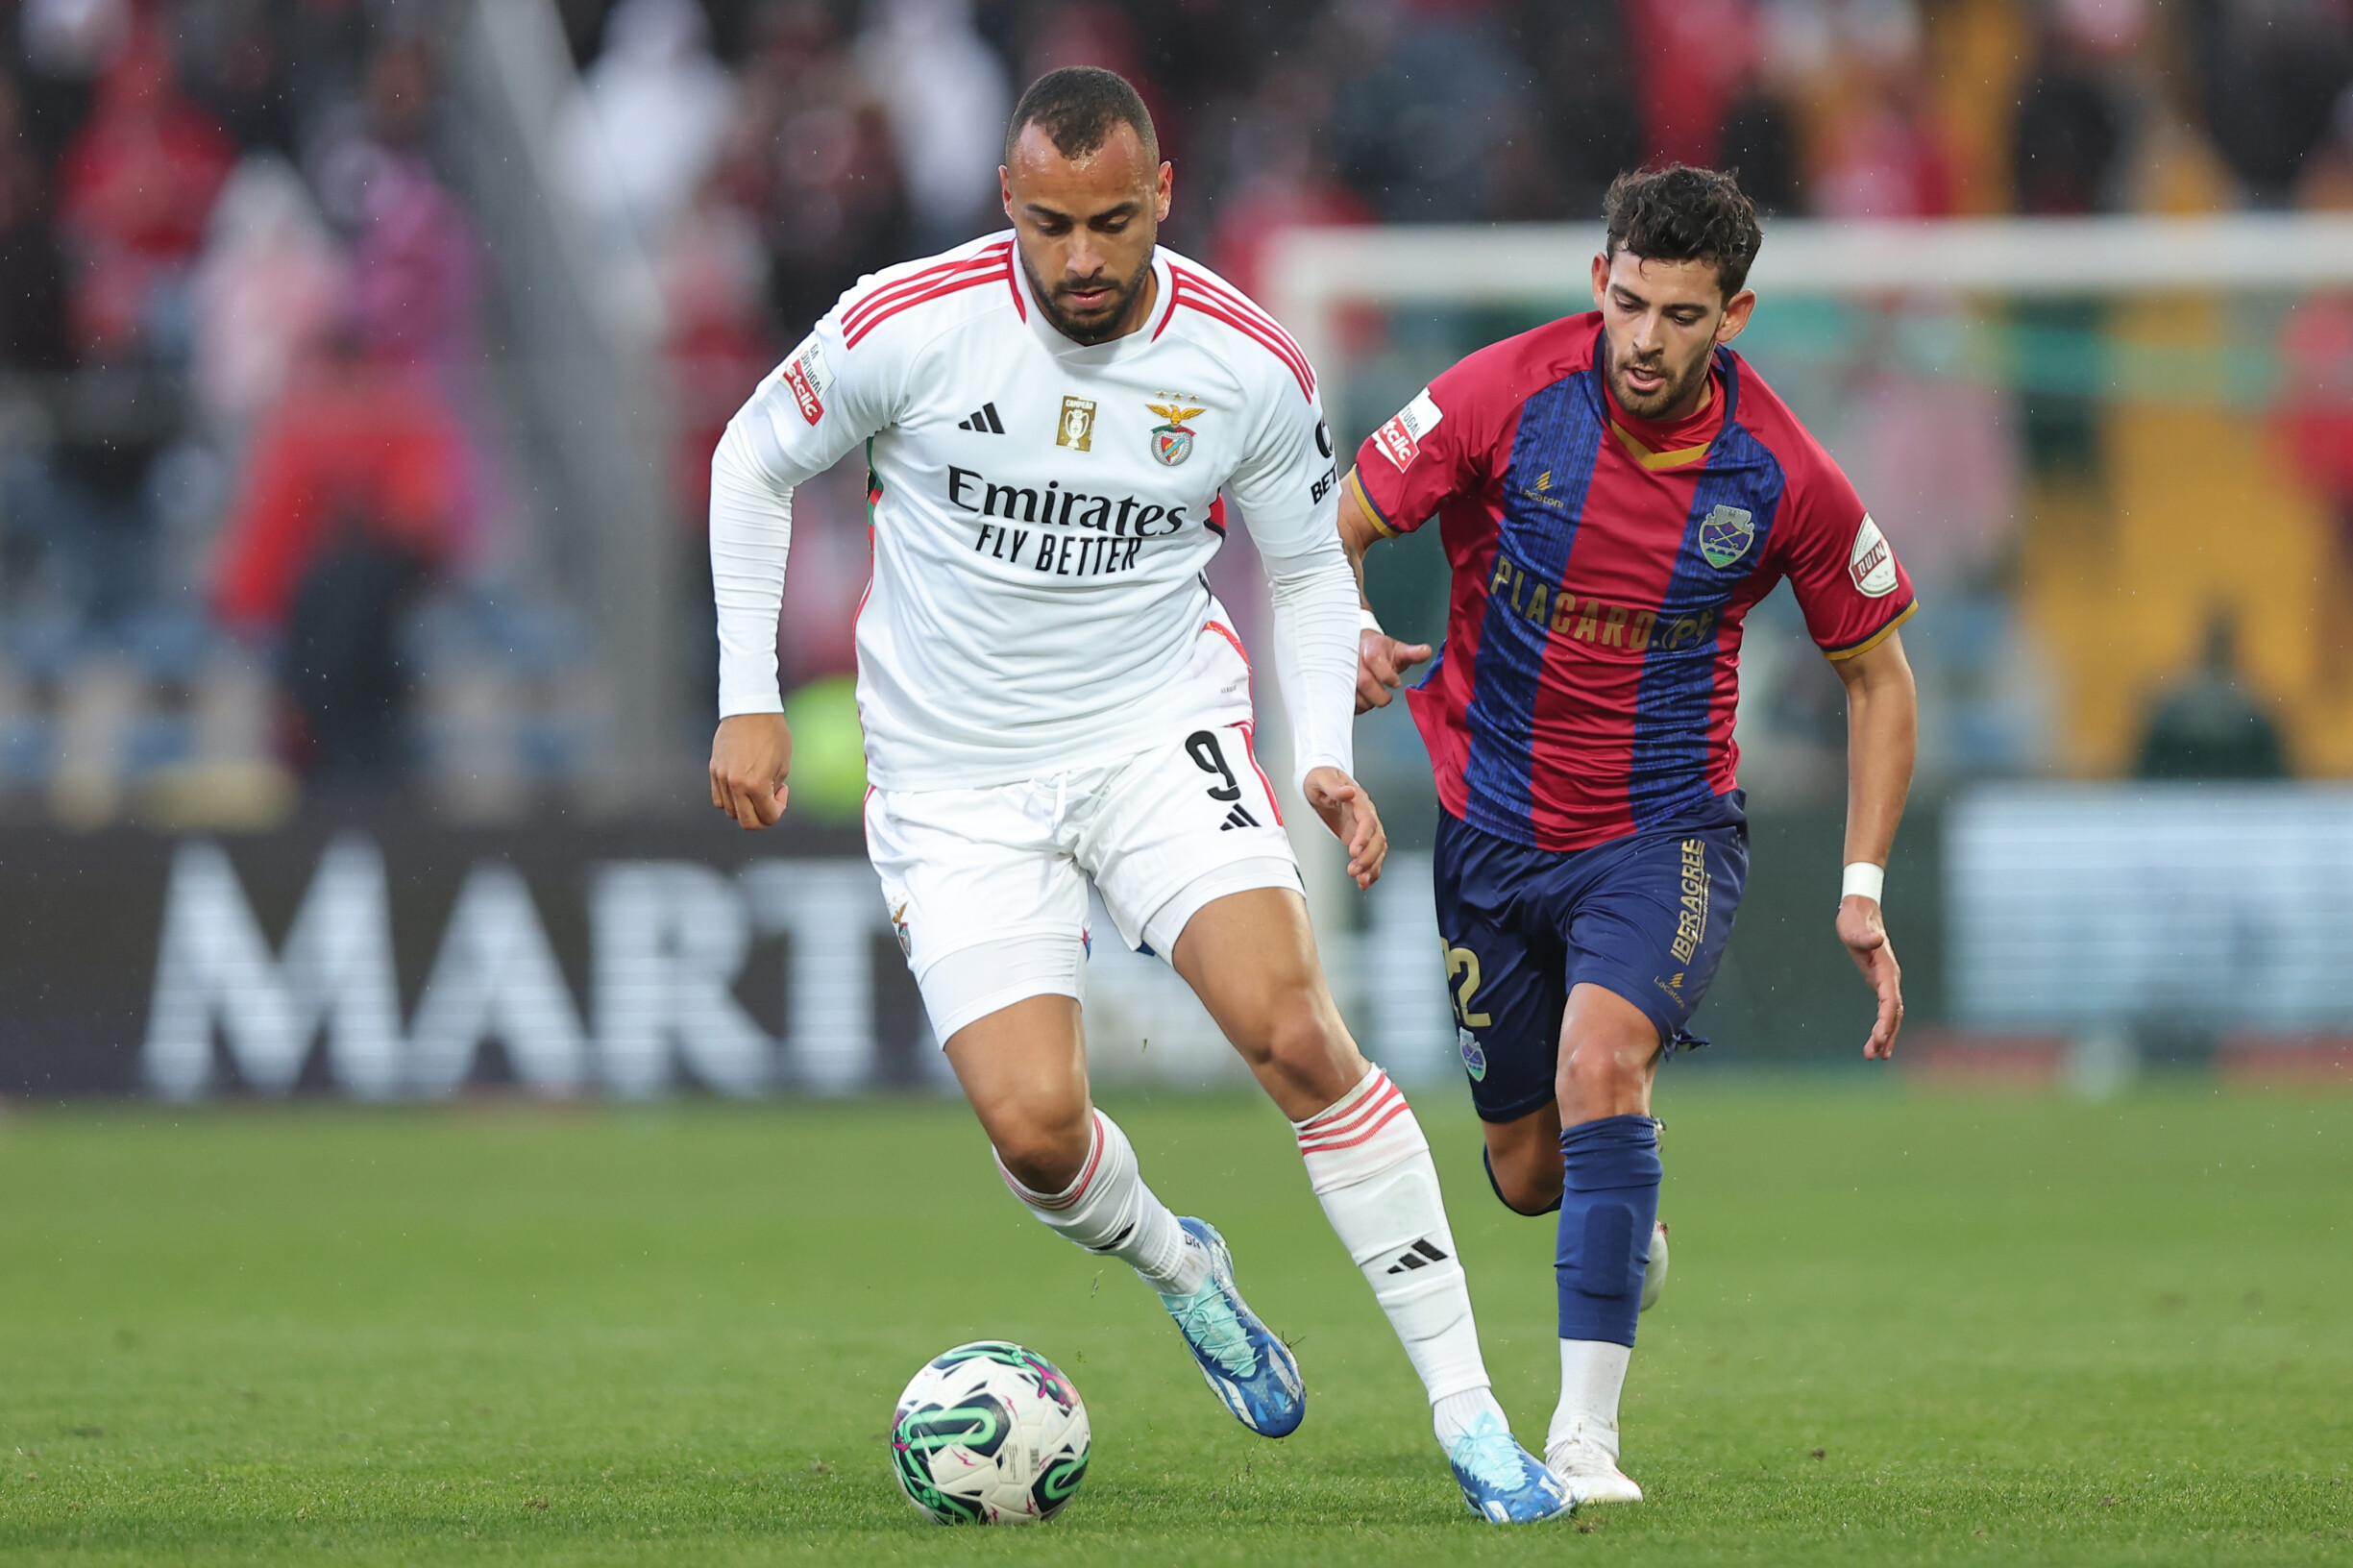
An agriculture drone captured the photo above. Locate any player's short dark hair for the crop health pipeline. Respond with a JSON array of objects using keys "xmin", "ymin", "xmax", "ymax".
[
  {"xmin": 1004, "ymin": 66, "xmax": 1159, "ymax": 167},
  {"xmin": 1602, "ymin": 165, "xmax": 1764, "ymax": 300}
]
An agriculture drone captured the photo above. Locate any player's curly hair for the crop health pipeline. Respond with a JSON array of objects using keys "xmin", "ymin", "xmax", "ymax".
[
  {"xmin": 1603, "ymin": 166, "xmax": 1764, "ymax": 299},
  {"xmin": 1005, "ymin": 66, "xmax": 1159, "ymax": 166}
]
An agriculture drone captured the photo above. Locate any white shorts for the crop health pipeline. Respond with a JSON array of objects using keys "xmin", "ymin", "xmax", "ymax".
[{"xmin": 864, "ymin": 640, "xmax": 1300, "ymax": 1043}]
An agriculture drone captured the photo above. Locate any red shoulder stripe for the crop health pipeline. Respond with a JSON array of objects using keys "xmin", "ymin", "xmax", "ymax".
[
  {"xmin": 843, "ymin": 242, "xmax": 1011, "ymax": 331},
  {"xmin": 842, "ymin": 243, "xmax": 1013, "ymax": 337},
  {"xmin": 844, "ymin": 260, "xmax": 1013, "ymax": 348},
  {"xmin": 1171, "ymin": 265, "xmax": 1310, "ymax": 365},
  {"xmin": 1167, "ymin": 265, "xmax": 1314, "ymax": 396},
  {"xmin": 1169, "ymin": 266, "xmax": 1313, "ymax": 389},
  {"xmin": 1172, "ymin": 289, "xmax": 1315, "ymax": 399},
  {"xmin": 841, "ymin": 255, "xmax": 993, "ymax": 336}
]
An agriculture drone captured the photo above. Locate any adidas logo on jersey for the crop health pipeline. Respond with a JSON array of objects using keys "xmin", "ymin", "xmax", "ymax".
[
  {"xmin": 957, "ymin": 402, "xmax": 1005, "ymax": 433},
  {"xmin": 1217, "ymin": 805, "xmax": 1260, "ymax": 831},
  {"xmin": 1384, "ymin": 1238, "xmax": 1452, "ymax": 1274}
]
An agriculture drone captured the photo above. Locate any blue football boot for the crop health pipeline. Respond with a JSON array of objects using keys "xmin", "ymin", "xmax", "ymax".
[
  {"xmin": 1447, "ymin": 1410, "xmax": 1574, "ymax": 1524},
  {"xmin": 1155, "ymin": 1217, "xmax": 1305, "ymax": 1438}
]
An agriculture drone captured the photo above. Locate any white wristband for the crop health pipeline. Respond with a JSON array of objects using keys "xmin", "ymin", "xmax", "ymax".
[
  {"xmin": 1841, "ymin": 862, "xmax": 1885, "ymax": 905},
  {"xmin": 1359, "ymin": 606, "xmax": 1385, "ymax": 635}
]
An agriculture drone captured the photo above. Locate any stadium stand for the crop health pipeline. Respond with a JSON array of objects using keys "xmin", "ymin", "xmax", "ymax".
[{"xmin": 0, "ymin": 0, "xmax": 2344, "ymax": 829}]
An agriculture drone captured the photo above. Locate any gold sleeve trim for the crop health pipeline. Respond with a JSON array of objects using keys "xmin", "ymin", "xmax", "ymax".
[
  {"xmin": 1345, "ymin": 467, "xmax": 1402, "ymax": 538},
  {"xmin": 1822, "ymin": 599, "xmax": 1918, "ymax": 661}
]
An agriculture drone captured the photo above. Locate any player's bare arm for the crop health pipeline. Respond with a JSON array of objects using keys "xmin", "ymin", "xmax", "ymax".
[
  {"xmin": 708, "ymin": 712, "xmax": 793, "ymax": 830},
  {"xmin": 1831, "ymin": 631, "xmax": 1918, "ymax": 1060},
  {"xmin": 1337, "ymin": 482, "xmax": 1432, "ymax": 713}
]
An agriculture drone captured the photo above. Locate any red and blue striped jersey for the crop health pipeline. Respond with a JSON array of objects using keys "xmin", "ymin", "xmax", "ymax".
[{"xmin": 1350, "ymin": 311, "xmax": 1915, "ymax": 853}]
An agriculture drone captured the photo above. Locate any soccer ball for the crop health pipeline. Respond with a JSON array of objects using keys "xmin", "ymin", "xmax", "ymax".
[
  {"xmin": 889, "ymin": 1341, "xmax": 1091, "ymax": 1524},
  {"xmin": 1640, "ymin": 1220, "xmax": 1670, "ymax": 1312}
]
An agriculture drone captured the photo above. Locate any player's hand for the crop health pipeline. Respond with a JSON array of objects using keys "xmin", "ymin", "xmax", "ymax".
[
  {"xmin": 1356, "ymin": 630, "xmax": 1434, "ymax": 714},
  {"xmin": 1303, "ymin": 767, "xmax": 1387, "ymax": 889},
  {"xmin": 1837, "ymin": 894, "xmax": 1903, "ymax": 1060},
  {"xmin": 709, "ymin": 713, "xmax": 793, "ymax": 830}
]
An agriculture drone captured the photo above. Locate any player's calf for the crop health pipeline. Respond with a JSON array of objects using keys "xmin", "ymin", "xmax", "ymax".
[
  {"xmin": 1170, "ymin": 888, "xmax": 1363, "ymax": 1121},
  {"xmin": 1248, "ymin": 994, "xmax": 1368, "ymax": 1115}
]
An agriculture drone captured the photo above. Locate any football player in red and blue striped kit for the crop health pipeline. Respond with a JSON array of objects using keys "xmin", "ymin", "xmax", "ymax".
[{"xmin": 1339, "ymin": 165, "xmax": 1919, "ymax": 1505}]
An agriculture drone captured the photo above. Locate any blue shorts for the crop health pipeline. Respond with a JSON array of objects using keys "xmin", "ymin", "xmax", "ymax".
[{"xmin": 1432, "ymin": 793, "xmax": 1749, "ymax": 1124}]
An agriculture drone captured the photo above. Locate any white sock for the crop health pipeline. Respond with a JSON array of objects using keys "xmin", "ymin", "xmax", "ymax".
[
  {"xmin": 995, "ymin": 1110, "xmax": 1208, "ymax": 1296},
  {"xmin": 1293, "ymin": 1066, "xmax": 1506, "ymax": 1447},
  {"xmin": 1431, "ymin": 1387, "xmax": 1510, "ymax": 1449},
  {"xmin": 1547, "ymin": 1339, "xmax": 1631, "ymax": 1469}
]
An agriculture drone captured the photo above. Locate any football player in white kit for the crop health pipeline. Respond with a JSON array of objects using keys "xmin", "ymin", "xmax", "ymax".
[{"xmin": 707, "ymin": 68, "xmax": 1566, "ymax": 1522}]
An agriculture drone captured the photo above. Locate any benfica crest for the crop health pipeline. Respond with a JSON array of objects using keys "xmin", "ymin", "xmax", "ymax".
[
  {"xmin": 1699, "ymin": 504, "xmax": 1754, "ymax": 569},
  {"xmin": 1147, "ymin": 401, "xmax": 1205, "ymax": 466}
]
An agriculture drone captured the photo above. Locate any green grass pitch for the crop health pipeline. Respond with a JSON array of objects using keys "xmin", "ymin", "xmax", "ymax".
[{"xmin": 0, "ymin": 1083, "xmax": 2346, "ymax": 1565}]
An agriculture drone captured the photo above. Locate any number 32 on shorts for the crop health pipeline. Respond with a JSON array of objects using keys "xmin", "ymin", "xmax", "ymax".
[{"xmin": 1442, "ymin": 942, "xmax": 1491, "ymax": 1028}]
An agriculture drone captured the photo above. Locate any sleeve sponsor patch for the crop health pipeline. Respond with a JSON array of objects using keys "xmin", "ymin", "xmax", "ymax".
[
  {"xmin": 1371, "ymin": 387, "xmax": 1443, "ymax": 471},
  {"xmin": 1849, "ymin": 513, "xmax": 1898, "ymax": 598},
  {"xmin": 779, "ymin": 335, "xmax": 834, "ymax": 426}
]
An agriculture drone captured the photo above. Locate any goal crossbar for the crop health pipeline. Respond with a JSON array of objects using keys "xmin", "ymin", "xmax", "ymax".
[{"xmin": 1266, "ymin": 215, "xmax": 2353, "ymax": 373}]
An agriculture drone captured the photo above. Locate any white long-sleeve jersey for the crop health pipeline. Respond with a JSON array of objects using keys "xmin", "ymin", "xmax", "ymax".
[{"xmin": 710, "ymin": 232, "xmax": 1358, "ymax": 794}]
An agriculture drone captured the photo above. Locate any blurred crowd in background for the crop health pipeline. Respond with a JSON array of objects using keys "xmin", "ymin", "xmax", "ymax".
[
  {"xmin": 0, "ymin": 0, "xmax": 547, "ymax": 827},
  {"xmin": 0, "ymin": 0, "xmax": 2347, "ymax": 830}
]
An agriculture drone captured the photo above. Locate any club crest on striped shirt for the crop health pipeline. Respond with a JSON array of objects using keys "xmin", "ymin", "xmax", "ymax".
[
  {"xmin": 1147, "ymin": 401, "xmax": 1204, "ymax": 466},
  {"xmin": 1700, "ymin": 504, "xmax": 1754, "ymax": 569}
]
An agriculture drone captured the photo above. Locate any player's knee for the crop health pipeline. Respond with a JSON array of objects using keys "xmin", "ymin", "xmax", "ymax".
[
  {"xmin": 989, "ymin": 1106, "xmax": 1093, "ymax": 1192},
  {"xmin": 1557, "ymin": 1036, "xmax": 1650, "ymax": 1117},
  {"xmin": 1254, "ymin": 992, "xmax": 1354, "ymax": 1097}
]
